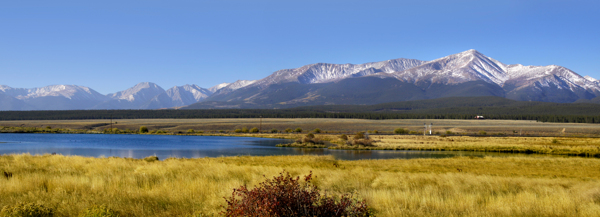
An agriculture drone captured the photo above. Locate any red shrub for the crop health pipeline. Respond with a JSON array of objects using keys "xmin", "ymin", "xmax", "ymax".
[{"xmin": 223, "ymin": 171, "xmax": 371, "ymax": 217}]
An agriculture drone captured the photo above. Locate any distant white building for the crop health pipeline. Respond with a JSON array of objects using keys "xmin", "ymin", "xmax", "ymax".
[{"xmin": 475, "ymin": 116, "xmax": 485, "ymax": 119}]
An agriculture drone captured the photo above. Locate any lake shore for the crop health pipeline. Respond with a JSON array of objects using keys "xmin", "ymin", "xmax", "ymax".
[
  {"xmin": 1, "ymin": 154, "xmax": 599, "ymax": 216},
  {"xmin": 2, "ymin": 124, "xmax": 600, "ymax": 157}
]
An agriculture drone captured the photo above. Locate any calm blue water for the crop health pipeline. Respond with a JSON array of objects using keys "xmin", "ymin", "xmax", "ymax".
[{"xmin": 0, "ymin": 133, "xmax": 557, "ymax": 160}]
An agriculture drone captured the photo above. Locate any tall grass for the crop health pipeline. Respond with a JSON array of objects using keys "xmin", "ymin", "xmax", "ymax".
[
  {"xmin": 0, "ymin": 154, "xmax": 599, "ymax": 216},
  {"xmin": 372, "ymin": 135, "xmax": 600, "ymax": 157}
]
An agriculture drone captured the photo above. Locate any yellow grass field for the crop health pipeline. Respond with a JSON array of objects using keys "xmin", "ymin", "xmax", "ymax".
[{"xmin": 1, "ymin": 154, "xmax": 600, "ymax": 216}]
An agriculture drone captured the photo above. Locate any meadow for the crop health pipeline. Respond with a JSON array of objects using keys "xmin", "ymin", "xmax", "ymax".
[
  {"xmin": 0, "ymin": 154, "xmax": 599, "ymax": 216},
  {"xmin": 1, "ymin": 118, "xmax": 600, "ymax": 136}
]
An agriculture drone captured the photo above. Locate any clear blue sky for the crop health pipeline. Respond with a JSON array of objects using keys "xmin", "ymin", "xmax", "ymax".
[{"xmin": 1, "ymin": 0, "xmax": 599, "ymax": 94}]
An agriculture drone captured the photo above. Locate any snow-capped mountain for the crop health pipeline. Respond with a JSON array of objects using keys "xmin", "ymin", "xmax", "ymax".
[
  {"xmin": 0, "ymin": 85, "xmax": 107, "ymax": 101},
  {"xmin": 385, "ymin": 49, "xmax": 599, "ymax": 102},
  {"xmin": 190, "ymin": 49, "xmax": 600, "ymax": 108},
  {"xmin": 0, "ymin": 85, "xmax": 109, "ymax": 110},
  {"xmin": 392, "ymin": 49, "xmax": 507, "ymax": 85},
  {"xmin": 108, "ymin": 82, "xmax": 165, "ymax": 102},
  {"xmin": 2, "ymin": 49, "xmax": 600, "ymax": 110},
  {"xmin": 165, "ymin": 84, "xmax": 212, "ymax": 107},
  {"xmin": 212, "ymin": 80, "xmax": 257, "ymax": 95},
  {"xmin": 208, "ymin": 83, "xmax": 230, "ymax": 93},
  {"xmin": 249, "ymin": 58, "xmax": 426, "ymax": 88}
]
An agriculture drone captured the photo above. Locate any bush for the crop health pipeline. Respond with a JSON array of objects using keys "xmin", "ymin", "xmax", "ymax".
[
  {"xmin": 187, "ymin": 129, "xmax": 195, "ymax": 134},
  {"xmin": 446, "ymin": 130, "xmax": 453, "ymax": 135},
  {"xmin": 143, "ymin": 156, "xmax": 159, "ymax": 162},
  {"xmin": 353, "ymin": 132, "xmax": 365, "ymax": 140},
  {"xmin": 223, "ymin": 171, "xmax": 371, "ymax": 217},
  {"xmin": 249, "ymin": 127, "xmax": 259, "ymax": 133},
  {"xmin": 241, "ymin": 127, "xmax": 249, "ymax": 133},
  {"xmin": 352, "ymin": 139, "xmax": 375, "ymax": 146},
  {"xmin": 373, "ymin": 130, "xmax": 378, "ymax": 134},
  {"xmin": 551, "ymin": 139, "xmax": 559, "ymax": 144},
  {"xmin": 313, "ymin": 128, "xmax": 321, "ymax": 133},
  {"xmin": 139, "ymin": 126, "xmax": 149, "ymax": 133},
  {"xmin": 234, "ymin": 129, "xmax": 242, "ymax": 133},
  {"xmin": 78, "ymin": 205, "xmax": 119, "ymax": 217},
  {"xmin": 295, "ymin": 128, "xmax": 303, "ymax": 133},
  {"xmin": 340, "ymin": 134, "xmax": 348, "ymax": 141},
  {"xmin": 298, "ymin": 133, "xmax": 324, "ymax": 144},
  {"xmin": 394, "ymin": 128, "xmax": 408, "ymax": 134},
  {"xmin": 0, "ymin": 202, "xmax": 54, "ymax": 217},
  {"xmin": 285, "ymin": 128, "xmax": 293, "ymax": 133},
  {"xmin": 409, "ymin": 131, "xmax": 419, "ymax": 135},
  {"xmin": 271, "ymin": 129, "xmax": 279, "ymax": 133},
  {"xmin": 479, "ymin": 130, "xmax": 487, "ymax": 135}
]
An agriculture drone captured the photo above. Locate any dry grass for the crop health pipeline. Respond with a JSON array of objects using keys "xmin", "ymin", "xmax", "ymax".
[
  {"xmin": 2, "ymin": 118, "xmax": 600, "ymax": 136},
  {"xmin": 1, "ymin": 154, "xmax": 599, "ymax": 216},
  {"xmin": 366, "ymin": 135, "xmax": 600, "ymax": 157}
]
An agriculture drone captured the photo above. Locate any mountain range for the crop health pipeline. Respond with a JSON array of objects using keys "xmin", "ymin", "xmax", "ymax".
[{"xmin": 2, "ymin": 49, "xmax": 599, "ymax": 110}]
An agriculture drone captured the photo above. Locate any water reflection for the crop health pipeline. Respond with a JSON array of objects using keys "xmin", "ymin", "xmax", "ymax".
[{"xmin": 0, "ymin": 133, "xmax": 569, "ymax": 160}]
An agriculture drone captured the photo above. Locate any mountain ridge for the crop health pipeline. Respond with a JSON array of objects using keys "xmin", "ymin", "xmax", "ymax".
[{"xmin": 2, "ymin": 49, "xmax": 599, "ymax": 110}]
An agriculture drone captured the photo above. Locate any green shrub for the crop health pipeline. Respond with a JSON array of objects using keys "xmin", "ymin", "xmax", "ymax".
[
  {"xmin": 313, "ymin": 128, "xmax": 321, "ymax": 133},
  {"xmin": 78, "ymin": 205, "xmax": 119, "ymax": 217},
  {"xmin": 479, "ymin": 130, "xmax": 487, "ymax": 135},
  {"xmin": 373, "ymin": 130, "xmax": 378, "ymax": 134},
  {"xmin": 394, "ymin": 128, "xmax": 408, "ymax": 134},
  {"xmin": 241, "ymin": 127, "xmax": 249, "ymax": 133},
  {"xmin": 234, "ymin": 129, "xmax": 242, "ymax": 133},
  {"xmin": 445, "ymin": 130, "xmax": 453, "ymax": 135},
  {"xmin": 143, "ymin": 156, "xmax": 159, "ymax": 162},
  {"xmin": 294, "ymin": 128, "xmax": 303, "ymax": 133},
  {"xmin": 354, "ymin": 132, "xmax": 365, "ymax": 140},
  {"xmin": 551, "ymin": 139, "xmax": 559, "ymax": 144},
  {"xmin": 249, "ymin": 127, "xmax": 259, "ymax": 133},
  {"xmin": 187, "ymin": 129, "xmax": 195, "ymax": 134},
  {"xmin": 271, "ymin": 129, "xmax": 278, "ymax": 133},
  {"xmin": 139, "ymin": 126, "xmax": 149, "ymax": 133},
  {"xmin": 409, "ymin": 131, "xmax": 419, "ymax": 135},
  {"xmin": 285, "ymin": 128, "xmax": 293, "ymax": 133},
  {"xmin": 340, "ymin": 134, "xmax": 348, "ymax": 141},
  {"xmin": 0, "ymin": 202, "xmax": 54, "ymax": 217}
]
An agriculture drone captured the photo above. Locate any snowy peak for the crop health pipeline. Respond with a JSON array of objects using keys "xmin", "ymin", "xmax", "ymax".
[
  {"xmin": 0, "ymin": 84, "xmax": 107, "ymax": 101},
  {"xmin": 584, "ymin": 75, "xmax": 598, "ymax": 83},
  {"xmin": 110, "ymin": 82, "xmax": 165, "ymax": 102},
  {"xmin": 393, "ymin": 49, "xmax": 508, "ymax": 85},
  {"xmin": 251, "ymin": 58, "xmax": 426, "ymax": 88},
  {"xmin": 208, "ymin": 82, "xmax": 231, "ymax": 93},
  {"xmin": 166, "ymin": 84, "xmax": 212, "ymax": 107}
]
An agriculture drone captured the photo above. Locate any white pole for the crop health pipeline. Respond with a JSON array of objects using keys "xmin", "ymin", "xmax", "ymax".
[{"xmin": 429, "ymin": 123, "xmax": 432, "ymax": 135}]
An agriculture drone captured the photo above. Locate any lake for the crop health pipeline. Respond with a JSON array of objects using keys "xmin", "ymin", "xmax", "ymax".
[{"xmin": 0, "ymin": 133, "xmax": 559, "ymax": 160}]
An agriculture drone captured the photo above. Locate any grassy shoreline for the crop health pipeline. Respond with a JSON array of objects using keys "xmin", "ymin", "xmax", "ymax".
[
  {"xmin": 2, "ymin": 125, "xmax": 600, "ymax": 157},
  {"xmin": 1, "ymin": 154, "xmax": 599, "ymax": 216}
]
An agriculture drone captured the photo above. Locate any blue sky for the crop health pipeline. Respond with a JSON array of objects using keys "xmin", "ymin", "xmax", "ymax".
[{"xmin": 1, "ymin": 0, "xmax": 599, "ymax": 94}]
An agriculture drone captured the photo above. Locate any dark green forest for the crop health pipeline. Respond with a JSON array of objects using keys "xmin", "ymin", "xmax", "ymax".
[{"xmin": 1, "ymin": 97, "xmax": 599, "ymax": 123}]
